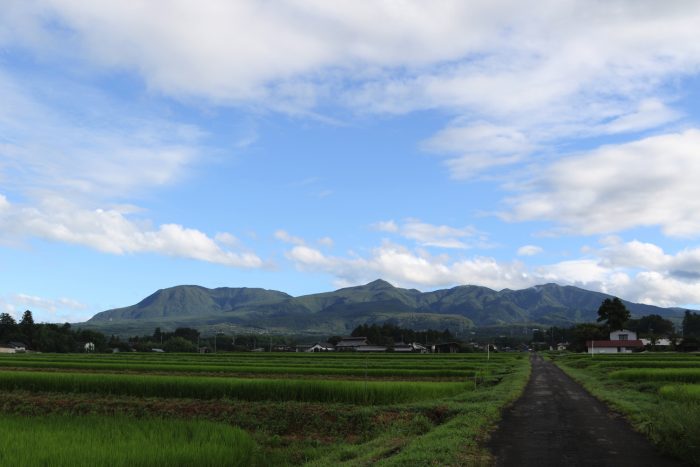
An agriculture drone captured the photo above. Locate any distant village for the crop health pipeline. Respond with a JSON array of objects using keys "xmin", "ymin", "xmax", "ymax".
[{"xmin": 2, "ymin": 307, "xmax": 700, "ymax": 354}]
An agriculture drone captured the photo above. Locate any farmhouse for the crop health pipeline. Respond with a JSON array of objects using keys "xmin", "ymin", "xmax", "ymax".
[
  {"xmin": 335, "ymin": 337, "xmax": 369, "ymax": 351},
  {"xmin": 306, "ymin": 342, "xmax": 335, "ymax": 352},
  {"xmin": 0, "ymin": 342, "xmax": 27, "ymax": 353},
  {"xmin": 432, "ymin": 342, "xmax": 461, "ymax": 353},
  {"xmin": 393, "ymin": 342, "xmax": 428, "ymax": 353},
  {"xmin": 586, "ymin": 329, "xmax": 644, "ymax": 354},
  {"xmin": 640, "ymin": 337, "xmax": 674, "ymax": 348}
]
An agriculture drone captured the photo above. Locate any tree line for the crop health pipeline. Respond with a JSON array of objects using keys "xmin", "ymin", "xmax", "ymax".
[
  {"xmin": 0, "ymin": 311, "xmax": 108, "ymax": 353},
  {"xmin": 349, "ymin": 323, "xmax": 455, "ymax": 346}
]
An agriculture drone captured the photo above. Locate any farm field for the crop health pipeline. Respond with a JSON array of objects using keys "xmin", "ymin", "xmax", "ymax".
[
  {"xmin": 0, "ymin": 351, "xmax": 529, "ymax": 466},
  {"xmin": 550, "ymin": 352, "xmax": 700, "ymax": 465}
]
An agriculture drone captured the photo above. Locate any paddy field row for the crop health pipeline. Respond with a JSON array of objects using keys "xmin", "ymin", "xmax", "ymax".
[{"xmin": 0, "ymin": 351, "xmax": 530, "ymax": 466}]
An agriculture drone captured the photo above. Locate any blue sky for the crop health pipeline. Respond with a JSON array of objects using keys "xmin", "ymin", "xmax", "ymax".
[{"xmin": 2, "ymin": 1, "xmax": 700, "ymax": 323}]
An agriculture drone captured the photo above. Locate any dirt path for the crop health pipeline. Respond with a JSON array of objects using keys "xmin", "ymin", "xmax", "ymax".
[{"xmin": 488, "ymin": 353, "xmax": 687, "ymax": 467}]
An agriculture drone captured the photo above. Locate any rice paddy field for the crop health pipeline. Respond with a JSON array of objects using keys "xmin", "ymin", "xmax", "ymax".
[
  {"xmin": 550, "ymin": 352, "xmax": 700, "ymax": 465},
  {"xmin": 0, "ymin": 351, "xmax": 530, "ymax": 466}
]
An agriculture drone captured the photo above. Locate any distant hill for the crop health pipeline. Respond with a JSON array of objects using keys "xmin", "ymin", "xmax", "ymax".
[{"xmin": 82, "ymin": 280, "xmax": 687, "ymax": 336}]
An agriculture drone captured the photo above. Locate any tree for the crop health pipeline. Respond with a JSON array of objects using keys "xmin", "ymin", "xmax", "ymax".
[
  {"xmin": 327, "ymin": 336, "xmax": 343, "ymax": 346},
  {"xmin": 19, "ymin": 310, "xmax": 35, "ymax": 347},
  {"xmin": 682, "ymin": 310, "xmax": 700, "ymax": 339},
  {"xmin": 570, "ymin": 323, "xmax": 607, "ymax": 352},
  {"xmin": 626, "ymin": 314, "xmax": 674, "ymax": 336},
  {"xmin": 0, "ymin": 313, "xmax": 20, "ymax": 342},
  {"xmin": 173, "ymin": 327, "xmax": 200, "ymax": 343},
  {"xmin": 163, "ymin": 336, "xmax": 197, "ymax": 353},
  {"xmin": 596, "ymin": 297, "xmax": 630, "ymax": 331}
]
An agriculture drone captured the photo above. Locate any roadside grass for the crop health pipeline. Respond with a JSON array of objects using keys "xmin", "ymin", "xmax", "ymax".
[
  {"xmin": 0, "ymin": 414, "xmax": 260, "ymax": 467},
  {"xmin": 305, "ymin": 354, "xmax": 531, "ymax": 466},
  {"xmin": 551, "ymin": 353, "xmax": 700, "ymax": 465}
]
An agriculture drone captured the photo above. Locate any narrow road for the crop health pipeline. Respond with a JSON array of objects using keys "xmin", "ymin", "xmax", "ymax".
[{"xmin": 488, "ymin": 353, "xmax": 687, "ymax": 467}]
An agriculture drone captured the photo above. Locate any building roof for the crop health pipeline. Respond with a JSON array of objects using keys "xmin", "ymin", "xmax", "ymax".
[
  {"xmin": 336, "ymin": 337, "xmax": 368, "ymax": 347},
  {"xmin": 586, "ymin": 340, "xmax": 644, "ymax": 348},
  {"xmin": 355, "ymin": 345, "xmax": 387, "ymax": 352},
  {"xmin": 307, "ymin": 343, "xmax": 335, "ymax": 349}
]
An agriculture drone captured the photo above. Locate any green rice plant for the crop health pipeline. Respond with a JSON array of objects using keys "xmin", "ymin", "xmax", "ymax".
[
  {"xmin": 0, "ymin": 358, "xmax": 476, "ymax": 377},
  {"xmin": 0, "ymin": 370, "xmax": 471, "ymax": 404},
  {"xmin": 593, "ymin": 361, "xmax": 700, "ymax": 369},
  {"xmin": 610, "ymin": 368, "xmax": 700, "ymax": 383},
  {"xmin": 0, "ymin": 414, "xmax": 259, "ymax": 467},
  {"xmin": 659, "ymin": 384, "xmax": 700, "ymax": 402}
]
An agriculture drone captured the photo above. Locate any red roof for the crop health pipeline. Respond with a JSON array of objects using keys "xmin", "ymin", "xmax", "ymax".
[{"xmin": 586, "ymin": 340, "xmax": 644, "ymax": 348}]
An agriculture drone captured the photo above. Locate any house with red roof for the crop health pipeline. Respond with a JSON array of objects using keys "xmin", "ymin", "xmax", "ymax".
[{"xmin": 587, "ymin": 329, "xmax": 644, "ymax": 354}]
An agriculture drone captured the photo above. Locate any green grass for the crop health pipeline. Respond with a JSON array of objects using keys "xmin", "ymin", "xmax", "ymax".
[
  {"xmin": 0, "ymin": 352, "xmax": 531, "ymax": 466},
  {"xmin": 305, "ymin": 354, "xmax": 532, "ymax": 466},
  {"xmin": 0, "ymin": 414, "xmax": 259, "ymax": 467},
  {"xmin": 0, "ymin": 369, "xmax": 471, "ymax": 404},
  {"xmin": 0, "ymin": 353, "xmax": 511, "ymax": 378},
  {"xmin": 611, "ymin": 368, "xmax": 700, "ymax": 383},
  {"xmin": 659, "ymin": 384, "xmax": 700, "ymax": 402}
]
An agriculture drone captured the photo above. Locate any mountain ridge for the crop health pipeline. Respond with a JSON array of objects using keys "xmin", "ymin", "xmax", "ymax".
[{"xmin": 83, "ymin": 280, "xmax": 689, "ymax": 336}]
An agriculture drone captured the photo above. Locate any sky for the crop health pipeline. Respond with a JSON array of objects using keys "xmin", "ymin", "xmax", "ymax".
[{"xmin": 2, "ymin": 1, "xmax": 700, "ymax": 323}]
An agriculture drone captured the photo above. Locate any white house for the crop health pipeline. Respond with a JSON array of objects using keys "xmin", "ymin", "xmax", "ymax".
[
  {"xmin": 306, "ymin": 342, "xmax": 335, "ymax": 352},
  {"xmin": 640, "ymin": 337, "xmax": 674, "ymax": 347},
  {"xmin": 393, "ymin": 342, "xmax": 428, "ymax": 353},
  {"xmin": 0, "ymin": 342, "xmax": 26, "ymax": 353},
  {"xmin": 587, "ymin": 329, "xmax": 644, "ymax": 354}
]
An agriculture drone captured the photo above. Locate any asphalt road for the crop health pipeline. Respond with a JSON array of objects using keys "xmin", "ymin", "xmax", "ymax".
[{"xmin": 488, "ymin": 353, "xmax": 688, "ymax": 467}]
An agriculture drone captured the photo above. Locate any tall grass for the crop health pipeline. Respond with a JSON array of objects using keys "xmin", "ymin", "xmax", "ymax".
[
  {"xmin": 659, "ymin": 384, "xmax": 700, "ymax": 402},
  {"xmin": 0, "ymin": 414, "xmax": 258, "ymax": 467},
  {"xmin": 610, "ymin": 368, "xmax": 700, "ymax": 383},
  {"xmin": 0, "ymin": 370, "xmax": 471, "ymax": 404}
]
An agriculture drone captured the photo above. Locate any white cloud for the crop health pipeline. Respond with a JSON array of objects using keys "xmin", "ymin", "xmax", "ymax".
[
  {"xmin": 0, "ymin": 195, "xmax": 264, "ymax": 268},
  {"xmin": 285, "ymin": 237, "xmax": 700, "ymax": 307},
  {"xmin": 374, "ymin": 219, "xmax": 479, "ymax": 249},
  {"xmin": 423, "ymin": 122, "xmax": 532, "ymax": 155},
  {"xmin": 600, "ymin": 99, "xmax": 681, "ymax": 135},
  {"xmin": 373, "ymin": 220, "xmax": 399, "ymax": 233},
  {"xmin": 287, "ymin": 242, "xmax": 533, "ymax": 290},
  {"xmin": 423, "ymin": 122, "xmax": 533, "ymax": 179},
  {"xmin": 274, "ymin": 229, "xmax": 306, "ymax": 245},
  {"xmin": 0, "ymin": 293, "xmax": 89, "ymax": 322},
  {"xmin": 505, "ymin": 129, "xmax": 700, "ymax": 237},
  {"xmin": 517, "ymin": 245, "xmax": 543, "ymax": 256},
  {"xmin": 13, "ymin": 294, "xmax": 88, "ymax": 313},
  {"xmin": 0, "ymin": 69, "xmax": 201, "ymax": 201},
  {"xmin": 317, "ymin": 236, "xmax": 334, "ymax": 248},
  {"xmin": 3, "ymin": 3, "xmax": 696, "ymax": 164}
]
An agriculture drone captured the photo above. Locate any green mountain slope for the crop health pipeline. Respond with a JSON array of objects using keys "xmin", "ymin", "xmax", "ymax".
[
  {"xmin": 82, "ymin": 280, "xmax": 687, "ymax": 336},
  {"xmin": 88, "ymin": 285, "xmax": 292, "ymax": 322}
]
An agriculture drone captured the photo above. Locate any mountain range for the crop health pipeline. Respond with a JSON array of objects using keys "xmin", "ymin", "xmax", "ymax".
[{"xmin": 81, "ymin": 280, "xmax": 688, "ymax": 336}]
